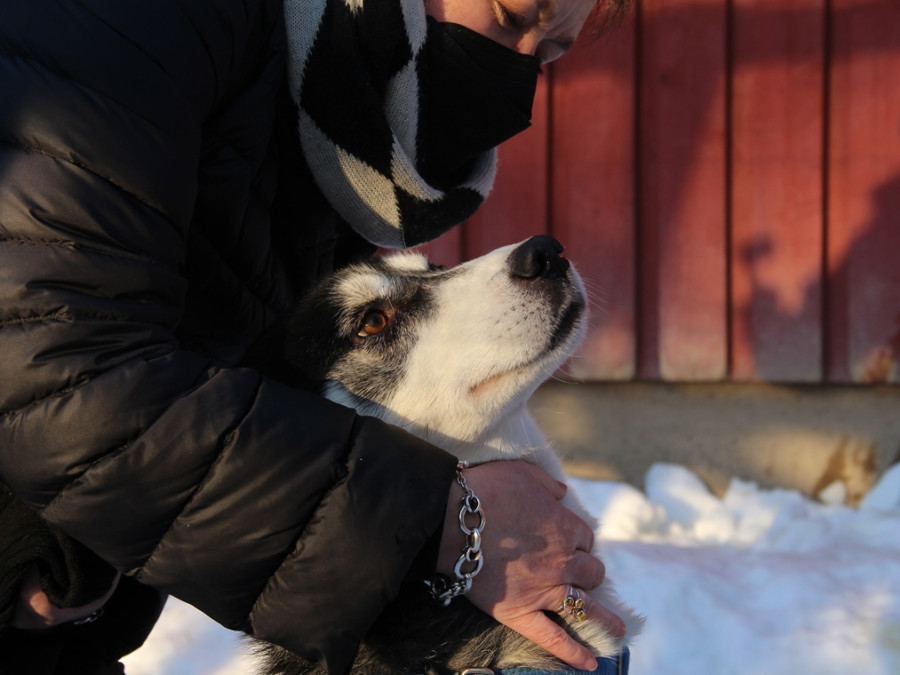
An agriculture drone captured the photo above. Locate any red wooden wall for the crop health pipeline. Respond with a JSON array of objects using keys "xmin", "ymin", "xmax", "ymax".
[{"xmin": 424, "ymin": 0, "xmax": 900, "ymax": 384}]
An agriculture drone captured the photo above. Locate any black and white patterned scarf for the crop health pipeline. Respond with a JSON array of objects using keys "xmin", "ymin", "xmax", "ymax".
[{"xmin": 283, "ymin": 0, "xmax": 497, "ymax": 250}]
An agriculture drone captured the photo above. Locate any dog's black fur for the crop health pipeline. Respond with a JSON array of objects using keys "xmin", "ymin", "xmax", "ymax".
[{"xmin": 255, "ymin": 581, "xmax": 573, "ymax": 674}]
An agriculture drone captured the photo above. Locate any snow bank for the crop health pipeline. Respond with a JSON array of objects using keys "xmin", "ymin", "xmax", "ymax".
[{"xmin": 123, "ymin": 464, "xmax": 900, "ymax": 675}]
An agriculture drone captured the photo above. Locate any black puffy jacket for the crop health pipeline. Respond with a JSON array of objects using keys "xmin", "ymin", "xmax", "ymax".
[{"xmin": 0, "ymin": 1, "xmax": 457, "ymax": 672}]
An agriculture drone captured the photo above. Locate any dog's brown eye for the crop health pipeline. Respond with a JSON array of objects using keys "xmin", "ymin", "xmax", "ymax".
[{"xmin": 357, "ymin": 311, "xmax": 388, "ymax": 337}]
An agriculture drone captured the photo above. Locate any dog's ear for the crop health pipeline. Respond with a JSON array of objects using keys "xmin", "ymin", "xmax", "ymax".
[
  {"xmin": 380, "ymin": 251, "xmax": 432, "ymax": 273},
  {"xmin": 241, "ymin": 277, "xmax": 343, "ymax": 391},
  {"xmin": 240, "ymin": 315, "xmax": 322, "ymax": 391},
  {"xmin": 282, "ymin": 283, "xmax": 346, "ymax": 388}
]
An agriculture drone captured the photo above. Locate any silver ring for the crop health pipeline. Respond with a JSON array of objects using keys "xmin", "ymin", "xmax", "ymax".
[
  {"xmin": 73, "ymin": 608, "xmax": 104, "ymax": 626},
  {"xmin": 559, "ymin": 585, "xmax": 587, "ymax": 622}
]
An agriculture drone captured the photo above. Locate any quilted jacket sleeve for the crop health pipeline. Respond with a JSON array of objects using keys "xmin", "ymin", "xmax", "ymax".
[{"xmin": 0, "ymin": 1, "xmax": 457, "ymax": 672}]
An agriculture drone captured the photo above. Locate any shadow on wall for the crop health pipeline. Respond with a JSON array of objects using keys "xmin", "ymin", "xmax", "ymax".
[{"xmin": 738, "ymin": 173, "xmax": 900, "ymax": 384}]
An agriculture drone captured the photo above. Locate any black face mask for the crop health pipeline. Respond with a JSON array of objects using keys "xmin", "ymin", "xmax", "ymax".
[{"xmin": 417, "ymin": 18, "xmax": 542, "ymax": 186}]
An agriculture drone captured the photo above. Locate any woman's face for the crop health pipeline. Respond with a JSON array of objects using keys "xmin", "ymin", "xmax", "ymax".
[{"xmin": 424, "ymin": 0, "xmax": 598, "ymax": 64}]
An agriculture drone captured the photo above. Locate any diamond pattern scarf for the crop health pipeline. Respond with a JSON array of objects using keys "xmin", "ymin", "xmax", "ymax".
[{"xmin": 283, "ymin": 0, "xmax": 498, "ymax": 249}]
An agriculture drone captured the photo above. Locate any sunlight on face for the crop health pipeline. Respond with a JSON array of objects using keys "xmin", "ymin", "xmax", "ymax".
[{"xmin": 424, "ymin": 0, "xmax": 600, "ymax": 64}]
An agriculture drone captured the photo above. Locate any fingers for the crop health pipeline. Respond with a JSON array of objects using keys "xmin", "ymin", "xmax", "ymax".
[
  {"xmin": 572, "ymin": 514, "xmax": 595, "ymax": 554},
  {"xmin": 504, "ymin": 610, "xmax": 599, "ymax": 672},
  {"xmin": 502, "ymin": 584, "xmax": 626, "ymax": 672},
  {"xmin": 12, "ymin": 567, "xmax": 121, "ymax": 629},
  {"xmin": 555, "ymin": 584, "xmax": 626, "ymax": 640},
  {"xmin": 523, "ymin": 462, "xmax": 568, "ymax": 501},
  {"xmin": 458, "ymin": 460, "xmax": 625, "ymax": 669},
  {"xmin": 567, "ymin": 548, "xmax": 606, "ymax": 591},
  {"xmin": 586, "ymin": 598, "xmax": 627, "ymax": 638},
  {"xmin": 511, "ymin": 461, "xmax": 594, "ymax": 553},
  {"xmin": 60, "ymin": 571, "xmax": 120, "ymax": 625},
  {"xmin": 79, "ymin": 571, "xmax": 121, "ymax": 614}
]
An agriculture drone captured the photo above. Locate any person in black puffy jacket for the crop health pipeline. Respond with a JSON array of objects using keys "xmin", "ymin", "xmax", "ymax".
[{"xmin": 0, "ymin": 1, "xmax": 628, "ymax": 673}]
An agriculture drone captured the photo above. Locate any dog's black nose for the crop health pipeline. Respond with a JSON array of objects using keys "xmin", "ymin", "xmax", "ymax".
[{"xmin": 508, "ymin": 235, "xmax": 570, "ymax": 280}]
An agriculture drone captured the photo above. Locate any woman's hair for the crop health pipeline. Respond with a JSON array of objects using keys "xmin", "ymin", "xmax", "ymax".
[{"xmin": 589, "ymin": 0, "xmax": 633, "ymax": 37}]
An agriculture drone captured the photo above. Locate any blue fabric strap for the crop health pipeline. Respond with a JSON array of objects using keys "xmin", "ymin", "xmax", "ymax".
[{"xmin": 482, "ymin": 648, "xmax": 630, "ymax": 675}]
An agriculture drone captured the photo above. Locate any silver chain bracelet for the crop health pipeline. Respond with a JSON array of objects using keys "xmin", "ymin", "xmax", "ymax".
[{"xmin": 426, "ymin": 461, "xmax": 486, "ymax": 606}]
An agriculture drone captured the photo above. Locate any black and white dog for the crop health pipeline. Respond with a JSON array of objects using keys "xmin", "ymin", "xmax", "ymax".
[{"xmin": 260, "ymin": 236, "xmax": 642, "ymax": 674}]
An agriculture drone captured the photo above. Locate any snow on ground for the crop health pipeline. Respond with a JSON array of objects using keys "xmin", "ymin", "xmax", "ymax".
[{"xmin": 122, "ymin": 463, "xmax": 900, "ymax": 675}]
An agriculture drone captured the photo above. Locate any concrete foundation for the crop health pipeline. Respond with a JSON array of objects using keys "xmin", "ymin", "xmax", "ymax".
[{"xmin": 530, "ymin": 381, "xmax": 900, "ymax": 506}]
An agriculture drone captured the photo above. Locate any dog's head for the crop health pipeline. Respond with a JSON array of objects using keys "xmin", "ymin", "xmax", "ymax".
[{"xmin": 285, "ymin": 235, "xmax": 586, "ymax": 449}]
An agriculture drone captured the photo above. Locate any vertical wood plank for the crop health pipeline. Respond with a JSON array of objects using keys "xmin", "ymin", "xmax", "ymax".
[
  {"xmin": 730, "ymin": 0, "xmax": 826, "ymax": 381},
  {"xmin": 827, "ymin": 0, "xmax": 900, "ymax": 383},
  {"xmin": 551, "ymin": 15, "xmax": 638, "ymax": 380},
  {"xmin": 462, "ymin": 76, "xmax": 551, "ymax": 259},
  {"xmin": 638, "ymin": 0, "xmax": 729, "ymax": 380}
]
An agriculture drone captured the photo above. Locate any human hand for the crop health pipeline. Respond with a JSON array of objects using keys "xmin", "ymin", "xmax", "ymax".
[
  {"xmin": 12, "ymin": 565, "xmax": 120, "ymax": 630},
  {"xmin": 437, "ymin": 460, "xmax": 625, "ymax": 671}
]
